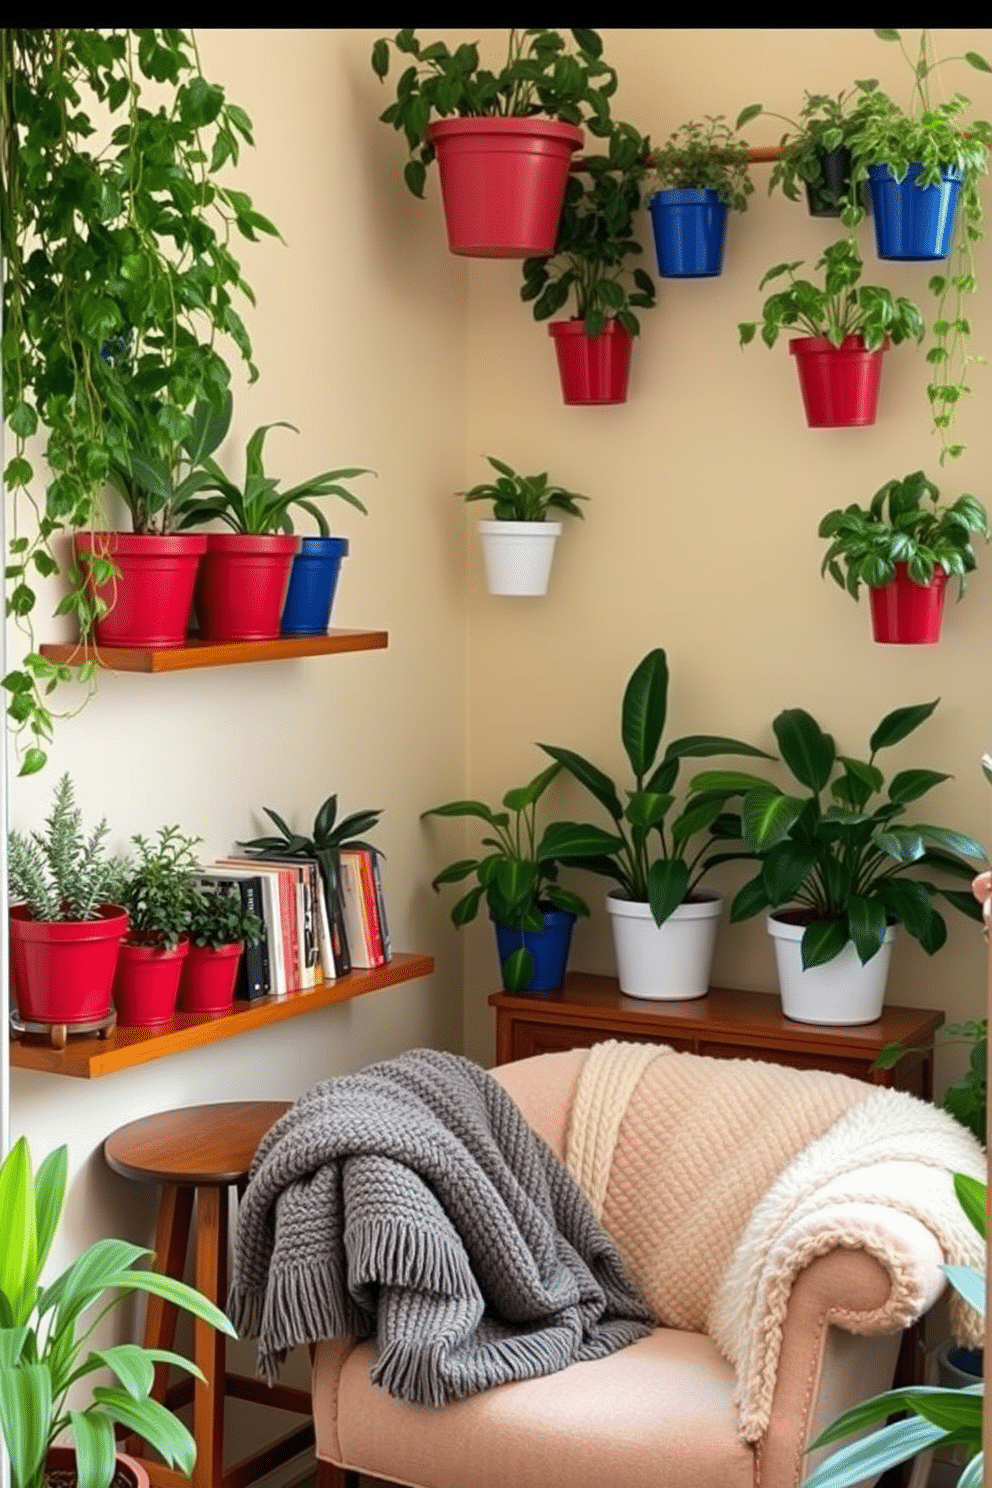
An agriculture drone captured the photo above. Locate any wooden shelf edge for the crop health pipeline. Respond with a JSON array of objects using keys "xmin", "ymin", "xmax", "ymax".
[
  {"xmin": 38, "ymin": 629, "xmax": 389, "ymax": 673},
  {"xmin": 9, "ymin": 952, "xmax": 434, "ymax": 1079}
]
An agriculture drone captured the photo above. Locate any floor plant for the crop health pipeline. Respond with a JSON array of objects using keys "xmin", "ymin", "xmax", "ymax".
[{"xmin": 0, "ymin": 28, "xmax": 279, "ymax": 773}]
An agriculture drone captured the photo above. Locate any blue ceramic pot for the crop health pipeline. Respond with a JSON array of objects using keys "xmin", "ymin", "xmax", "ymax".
[
  {"xmin": 493, "ymin": 907, "xmax": 576, "ymax": 994},
  {"xmin": 649, "ymin": 189, "xmax": 728, "ymax": 277},
  {"xmin": 868, "ymin": 163, "xmax": 961, "ymax": 260},
  {"xmin": 281, "ymin": 536, "xmax": 349, "ymax": 636}
]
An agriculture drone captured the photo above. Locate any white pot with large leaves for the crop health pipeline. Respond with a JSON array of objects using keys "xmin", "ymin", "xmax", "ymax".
[
  {"xmin": 461, "ymin": 456, "xmax": 588, "ymax": 598},
  {"xmin": 538, "ymin": 647, "xmax": 772, "ymax": 1001},
  {"xmin": 692, "ymin": 698, "xmax": 988, "ymax": 1024}
]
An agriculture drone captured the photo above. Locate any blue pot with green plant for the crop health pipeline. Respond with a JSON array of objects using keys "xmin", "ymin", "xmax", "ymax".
[
  {"xmin": 646, "ymin": 115, "xmax": 753, "ymax": 278},
  {"xmin": 868, "ymin": 162, "xmax": 962, "ymax": 259},
  {"xmin": 493, "ymin": 908, "xmax": 576, "ymax": 994}
]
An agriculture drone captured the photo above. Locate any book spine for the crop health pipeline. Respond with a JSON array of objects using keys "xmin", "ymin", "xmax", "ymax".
[
  {"xmin": 277, "ymin": 867, "xmax": 301, "ymax": 991},
  {"xmin": 314, "ymin": 865, "xmax": 337, "ymax": 982},
  {"xmin": 337, "ymin": 852, "xmax": 375, "ymax": 969},
  {"xmin": 320, "ymin": 857, "xmax": 351, "ymax": 977},
  {"xmin": 355, "ymin": 850, "xmax": 386, "ymax": 966},
  {"xmin": 370, "ymin": 850, "xmax": 392, "ymax": 960},
  {"xmin": 300, "ymin": 863, "xmax": 319, "ymax": 988}
]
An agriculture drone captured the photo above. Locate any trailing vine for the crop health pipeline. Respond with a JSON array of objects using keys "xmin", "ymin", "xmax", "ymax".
[{"xmin": 0, "ymin": 29, "xmax": 278, "ymax": 773}]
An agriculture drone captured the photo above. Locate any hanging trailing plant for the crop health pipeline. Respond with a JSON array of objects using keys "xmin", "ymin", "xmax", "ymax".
[{"xmin": 0, "ymin": 28, "xmax": 279, "ymax": 773}]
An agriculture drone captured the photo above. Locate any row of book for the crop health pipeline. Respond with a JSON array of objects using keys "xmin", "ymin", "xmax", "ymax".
[{"xmin": 195, "ymin": 848, "xmax": 392, "ymax": 1001}]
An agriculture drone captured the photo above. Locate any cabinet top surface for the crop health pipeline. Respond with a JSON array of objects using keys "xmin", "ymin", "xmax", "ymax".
[{"xmin": 489, "ymin": 973, "xmax": 944, "ymax": 1049}]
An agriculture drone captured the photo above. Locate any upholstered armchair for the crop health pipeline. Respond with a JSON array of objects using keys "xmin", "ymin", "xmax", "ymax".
[{"xmin": 309, "ymin": 1044, "xmax": 984, "ymax": 1488}]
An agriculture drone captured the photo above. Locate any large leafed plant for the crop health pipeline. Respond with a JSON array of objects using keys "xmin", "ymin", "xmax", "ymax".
[{"xmin": 0, "ymin": 28, "xmax": 279, "ymax": 773}]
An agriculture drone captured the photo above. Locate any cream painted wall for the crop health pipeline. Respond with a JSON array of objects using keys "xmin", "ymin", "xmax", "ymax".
[
  {"xmin": 459, "ymin": 28, "xmax": 992, "ymax": 1084},
  {"xmin": 6, "ymin": 27, "xmax": 468, "ymax": 1302}
]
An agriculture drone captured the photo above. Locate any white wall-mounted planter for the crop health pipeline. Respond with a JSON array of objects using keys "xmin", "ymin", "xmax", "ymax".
[
  {"xmin": 606, "ymin": 890, "xmax": 722, "ymax": 1001},
  {"xmin": 478, "ymin": 520, "xmax": 562, "ymax": 597},
  {"xmin": 768, "ymin": 912, "xmax": 896, "ymax": 1025}
]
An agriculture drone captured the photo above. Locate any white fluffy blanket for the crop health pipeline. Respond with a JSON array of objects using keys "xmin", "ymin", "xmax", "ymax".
[{"xmin": 567, "ymin": 1040, "xmax": 986, "ymax": 1442}]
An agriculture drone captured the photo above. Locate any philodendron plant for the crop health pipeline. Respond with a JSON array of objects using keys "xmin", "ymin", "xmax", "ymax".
[
  {"xmin": 539, "ymin": 648, "xmax": 772, "ymax": 927},
  {"xmin": 692, "ymin": 698, "xmax": 987, "ymax": 970},
  {"xmin": 0, "ymin": 1135, "xmax": 237, "ymax": 1488},
  {"xmin": 819, "ymin": 468, "xmax": 989, "ymax": 601},
  {"xmin": 461, "ymin": 457, "xmax": 588, "ymax": 522}
]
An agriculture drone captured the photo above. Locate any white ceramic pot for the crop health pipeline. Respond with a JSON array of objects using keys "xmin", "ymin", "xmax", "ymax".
[
  {"xmin": 605, "ymin": 890, "xmax": 722, "ymax": 1001},
  {"xmin": 767, "ymin": 913, "xmax": 896, "ymax": 1025},
  {"xmin": 478, "ymin": 520, "xmax": 562, "ymax": 596}
]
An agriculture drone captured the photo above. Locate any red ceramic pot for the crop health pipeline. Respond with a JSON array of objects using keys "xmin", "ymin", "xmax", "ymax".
[
  {"xmin": 195, "ymin": 533, "xmax": 300, "ymax": 642},
  {"xmin": 180, "ymin": 940, "xmax": 244, "ymax": 1014},
  {"xmin": 74, "ymin": 532, "xmax": 207, "ymax": 648},
  {"xmin": 114, "ymin": 937, "xmax": 190, "ymax": 1027},
  {"xmin": 789, "ymin": 335, "xmax": 889, "ymax": 427},
  {"xmin": 869, "ymin": 563, "xmax": 947, "ymax": 644},
  {"xmin": 428, "ymin": 117, "xmax": 583, "ymax": 258},
  {"xmin": 548, "ymin": 319, "xmax": 633, "ymax": 405},
  {"xmin": 9, "ymin": 904, "xmax": 129, "ymax": 1025}
]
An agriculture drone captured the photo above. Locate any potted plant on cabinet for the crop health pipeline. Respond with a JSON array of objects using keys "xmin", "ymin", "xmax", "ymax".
[
  {"xmin": 0, "ymin": 1134, "xmax": 237, "ymax": 1488},
  {"xmin": 0, "ymin": 28, "xmax": 278, "ymax": 773},
  {"xmin": 538, "ymin": 648, "xmax": 771, "ymax": 1001},
  {"xmin": 178, "ymin": 420, "xmax": 371, "ymax": 641},
  {"xmin": 422, "ymin": 762, "xmax": 621, "ymax": 992},
  {"xmin": 692, "ymin": 699, "xmax": 988, "ymax": 1024},
  {"xmin": 741, "ymin": 90, "xmax": 870, "ymax": 217},
  {"xmin": 645, "ymin": 114, "xmax": 754, "ymax": 277},
  {"xmin": 73, "ymin": 390, "xmax": 233, "ymax": 650},
  {"xmin": 370, "ymin": 28, "xmax": 617, "ymax": 257},
  {"xmin": 115, "ymin": 826, "xmax": 204, "ymax": 1028},
  {"xmin": 179, "ymin": 880, "xmax": 264, "ymax": 1014},
  {"xmin": 461, "ymin": 456, "xmax": 589, "ymax": 596},
  {"xmin": 520, "ymin": 119, "xmax": 656, "ymax": 405},
  {"xmin": 738, "ymin": 236, "xmax": 924, "ymax": 426},
  {"xmin": 7, "ymin": 773, "xmax": 129, "ymax": 1045},
  {"xmin": 818, "ymin": 468, "xmax": 989, "ymax": 644}
]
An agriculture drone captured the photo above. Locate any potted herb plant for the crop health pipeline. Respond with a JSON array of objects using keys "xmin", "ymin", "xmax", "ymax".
[
  {"xmin": 520, "ymin": 120, "xmax": 656, "ymax": 405},
  {"xmin": 692, "ymin": 699, "xmax": 988, "ymax": 1024},
  {"xmin": 645, "ymin": 114, "xmax": 754, "ymax": 278},
  {"xmin": 0, "ymin": 1133, "xmax": 237, "ymax": 1488},
  {"xmin": 370, "ymin": 29, "xmax": 617, "ymax": 257},
  {"xmin": 738, "ymin": 236, "xmax": 924, "ymax": 426},
  {"xmin": 422, "ymin": 762, "xmax": 620, "ymax": 992},
  {"xmin": 538, "ymin": 648, "xmax": 771, "ymax": 1001},
  {"xmin": 115, "ymin": 826, "xmax": 204, "ymax": 1028},
  {"xmin": 0, "ymin": 29, "xmax": 278, "ymax": 773},
  {"xmin": 7, "ymin": 774, "xmax": 129, "ymax": 1044},
  {"xmin": 178, "ymin": 421, "xmax": 371, "ymax": 642},
  {"xmin": 73, "ymin": 391, "xmax": 233, "ymax": 650},
  {"xmin": 818, "ymin": 468, "xmax": 989, "ymax": 644},
  {"xmin": 461, "ymin": 456, "xmax": 589, "ymax": 596},
  {"xmin": 179, "ymin": 881, "xmax": 265, "ymax": 1014},
  {"xmin": 741, "ymin": 90, "xmax": 870, "ymax": 217}
]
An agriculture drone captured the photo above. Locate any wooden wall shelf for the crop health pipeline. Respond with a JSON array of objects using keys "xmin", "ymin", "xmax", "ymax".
[
  {"xmin": 9, "ymin": 952, "xmax": 434, "ymax": 1079},
  {"xmin": 38, "ymin": 628, "xmax": 388, "ymax": 674}
]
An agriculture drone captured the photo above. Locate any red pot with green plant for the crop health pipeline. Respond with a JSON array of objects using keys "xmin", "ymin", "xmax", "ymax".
[
  {"xmin": 7, "ymin": 774, "xmax": 129, "ymax": 1031},
  {"xmin": 74, "ymin": 532, "xmax": 207, "ymax": 649},
  {"xmin": 179, "ymin": 419, "xmax": 370, "ymax": 641},
  {"xmin": 115, "ymin": 825, "xmax": 203, "ymax": 1027},
  {"xmin": 739, "ymin": 237, "xmax": 923, "ymax": 428},
  {"xmin": 371, "ymin": 29, "xmax": 617, "ymax": 257},
  {"xmin": 179, "ymin": 879, "xmax": 263, "ymax": 1013},
  {"xmin": 818, "ymin": 469, "xmax": 988, "ymax": 645}
]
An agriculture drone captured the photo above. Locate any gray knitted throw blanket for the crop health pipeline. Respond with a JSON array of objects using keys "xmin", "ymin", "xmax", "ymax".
[{"xmin": 228, "ymin": 1048, "xmax": 652, "ymax": 1405}]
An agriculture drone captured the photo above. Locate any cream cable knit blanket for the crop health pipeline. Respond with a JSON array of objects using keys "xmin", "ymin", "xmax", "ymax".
[{"xmin": 566, "ymin": 1040, "xmax": 986, "ymax": 1441}]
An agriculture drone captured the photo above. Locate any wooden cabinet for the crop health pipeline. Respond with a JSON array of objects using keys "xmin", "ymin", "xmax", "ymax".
[{"xmin": 490, "ymin": 974, "xmax": 944, "ymax": 1097}]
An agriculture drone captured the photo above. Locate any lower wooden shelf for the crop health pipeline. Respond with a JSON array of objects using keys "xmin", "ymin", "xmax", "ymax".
[
  {"xmin": 38, "ymin": 628, "xmax": 388, "ymax": 673},
  {"xmin": 9, "ymin": 951, "xmax": 434, "ymax": 1079}
]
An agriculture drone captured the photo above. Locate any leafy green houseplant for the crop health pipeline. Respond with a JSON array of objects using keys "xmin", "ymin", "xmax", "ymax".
[
  {"xmin": 692, "ymin": 699, "xmax": 987, "ymax": 992},
  {"xmin": 818, "ymin": 469, "xmax": 989, "ymax": 643},
  {"xmin": 462, "ymin": 457, "xmax": 588, "ymax": 523},
  {"xmin": 739, "ymin": 236, "xmax": 924, "ymax": 428},
  {"xmin": 7, "ymin": 774, "xmax": 129, "ymax": 1032},
  {"xmin": 0, "ymin": 1134, "xmax": 236, "ymax": 1488},
  {"xmin": 105, "ymin": 390, "xmax": 234, "ymax": 538},
  {"xmin": 462, "ymin": 456, "xmax": 589, "ymax": 597},
  {"xmin": 421, "ymin": 762, "xmax": 620, "ymax": 991},
  {"xmin": 846, "ymin": 30, "xmax": 992, "ymax": 459},
  {"xmin": 537, "ymin": 649, "xmax": 770, "ymax": 999},
  {"xmin": 0, "ymin": 28, "xmax": 279, "ymax": 773},
  {"xmin": 118, "ymin": 827, "xmax": 203, "ymax": 951},
  {"xmin": 645, "ymin": 114, "xmax": 753, "ymax": 280},
  {"xmin": 801, "ymin": 1171, "xmax": 984, "ymax": 1488},
  {"xmin": 742, "ymin": 90, "xmax": 869, "ymax": 215},
  {"xmin": 370, "ymin": 28, "xmax": 616, "ymax": 211},
  {"xmin": 186, "ymin": 881, "xmax": 263, "ymax": 952}
]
